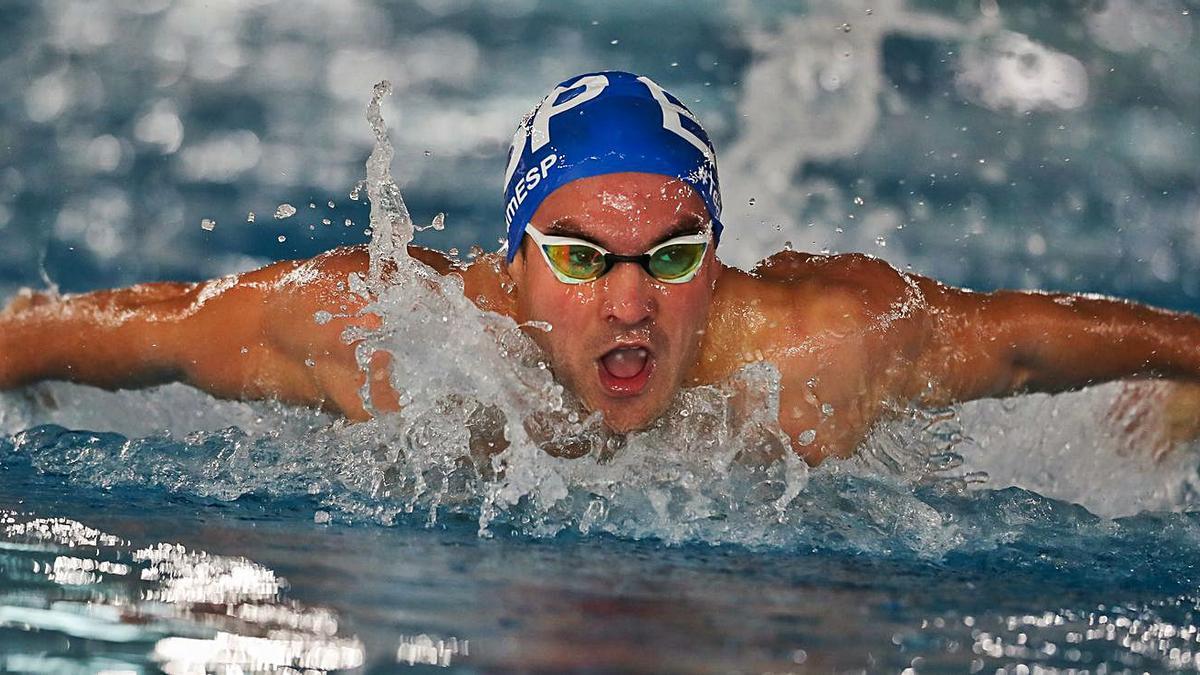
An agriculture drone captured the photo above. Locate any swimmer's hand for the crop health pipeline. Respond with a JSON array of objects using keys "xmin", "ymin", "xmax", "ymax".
[
  {"xmin": 1108, "ymin": 380, "xmax": 1200, "ymax": 460},
  {"xmin": 0, "ymin": 287, "xmax": 55, "ymax": 316}
]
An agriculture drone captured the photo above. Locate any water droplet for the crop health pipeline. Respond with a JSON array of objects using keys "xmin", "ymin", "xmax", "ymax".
[
  {"xmin": 314, "ymin": 310, "xmax": 333, "ymax": 325},
  {"xmin": 423, "ymin": 150, "xmax": 431, "ymax": 157},
  {"xmin": 865, "ymin": 8, "xmax": 873, "ymax": 15},
  {"xmin": 821, "ymin": 403, "xmax": 835, "ymax": 416},
  {"xmin": 313, "ymin": 510, "xmax": 331, "ymax": 524},
  {"xmin": 200, "ymin": 218, "xmax": 216, "ymax": 231},
  {"xmin": 246, "ymin": 211, "xmax": 256, "ymax": 223},
  {"xmin": 448, "ymin": 247, "xmax": 459, "ymax": 256},
  {"xmin": 670, "ymin": 61, "xmax": 679, "ymax": 67},
  {"xmin": 837, "ymin": 22, "xmax": 852, "ymax": 32},
  {"xmin": 274, "ymin": 203, "xmax": 297, "ymax": 219},
  {"xmin": 304, "ymin": 358, "xmax": 316, "ymax": 368},
  {"xmin": 431, "ymin": 212, "xmax": 445, "ymax": 231},
  {"xmin": 277, "ymin": 235, "xmax": 287, "ymax": 243},
  {"xmin": 875, "ymin": 236, "xmax": 887, "ymax": 247},
  {"xmin": 308, "ymin": 202, "xmax": 317, "ymax": 209},
  {"xmin": 748, "ymin": 197, "xmax": 757, "ymax": 206},
  {"xmin": 610, "ymin": 39, "xmax": 619, "ymax": 45},
  {"xmin": 835, "ymin": 226, "xmax": 844, "ymax": 233},
  {"xmin": 344, "ymin": 218, "xmax": 353, "ymax": 227},
  {"xmin": 469, "ymin": 245, "xmax": 484, "ymax": 259},
  {"xmin": 239, "ymin": 346, "xmax": 249, "ymax": 354},
  {"xmin": 783, "ymin": 240, "xmax": 793, "ymax": 250},
  {"xmin": 321, "ymin": 218, "xmax": 332, "ymax": 226},
  {"xmin": 853, "ymin": 196, "xmax": 865, "ymax": 206},
  {"xmin": 797, "ymin": 429, "xmax": 817, "ymax": 446},
  {"xmin": 327, "ymin": 200, "xmax": 336, "ymax": 208}
]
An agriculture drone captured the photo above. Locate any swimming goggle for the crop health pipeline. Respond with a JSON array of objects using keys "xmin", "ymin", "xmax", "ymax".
[{"xmin": 523, "ymin": 223, "xmax": 711, "ymax": 284}]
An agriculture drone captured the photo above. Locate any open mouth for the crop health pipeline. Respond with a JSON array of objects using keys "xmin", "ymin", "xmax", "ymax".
[{"xmin": 597, "ymin": 346, "xmax": 654, "ymax": 396}]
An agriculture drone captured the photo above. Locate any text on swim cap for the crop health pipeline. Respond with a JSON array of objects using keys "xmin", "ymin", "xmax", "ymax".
[{"xmin": 504, "ymin": 153, "xmax": 558, "ymax": 226}]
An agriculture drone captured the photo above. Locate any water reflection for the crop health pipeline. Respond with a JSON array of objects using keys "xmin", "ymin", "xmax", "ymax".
[{"xmin": 0, "ymin": 510, "xmax": 364, "ymax": 673}]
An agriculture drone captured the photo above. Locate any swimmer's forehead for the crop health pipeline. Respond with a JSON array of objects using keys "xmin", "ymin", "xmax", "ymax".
[
  {"xmin": 532, "ymin": 173, "xmax": 710, "ymax": 247},
  {"xmin": 543, "ymin": 213, "xmax": 707, "ymax": 246}
]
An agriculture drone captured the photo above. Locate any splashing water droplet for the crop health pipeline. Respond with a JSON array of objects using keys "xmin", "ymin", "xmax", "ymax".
[
  {"xmin": 274, "ymin": 204, "xmax": 297, "ymax": 219},
  {"xmin": 277, "ymin": 235, "xmax": 287, "ymax": 243},
  {"xmin": 304, "ymin": 359, "xmax": 316, "ymax": 368},
  {"xmin": 327, "ymin": 200, "xmax": 336, "ymax": 208},
  {"xmin": 431, "ymin": 212, "xmax": 445, "ymax": 231},
  {"xmin": 797, "ymin": 429, "xmax": 817, "ymax": 446},
  {"xmin": 200, "ymin": 218, "xmax": 216, "ymax": 231},
  {"xmin": 246, "ymin": 211, "xmax": 256, "ymax": 223},
  {"xmin": 423, "ymin": 150, "xmax": 431, "ymax": 157},
  {"xmin": 322, "ymin": 218, "xmax": 332, "ymax": 226},
  {"xmin": 853, "ymin": 196, "xmax": 865, "ymax": 206}
]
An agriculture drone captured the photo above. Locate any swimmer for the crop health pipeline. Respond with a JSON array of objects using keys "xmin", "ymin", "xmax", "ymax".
[{"xmin": 2, "ymin": 70, "xmax": 1199, "ymax": 465}]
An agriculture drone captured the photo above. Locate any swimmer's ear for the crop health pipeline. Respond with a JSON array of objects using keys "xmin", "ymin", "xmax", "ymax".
[{"xmin": 506, "ymin": 242, "xmax": 527, "ymax": 281}]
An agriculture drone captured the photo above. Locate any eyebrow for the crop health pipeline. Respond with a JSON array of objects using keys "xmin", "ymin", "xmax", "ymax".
[{"xmin": 544, "ymin": 215, "xmax": 705, "ymax": 247}]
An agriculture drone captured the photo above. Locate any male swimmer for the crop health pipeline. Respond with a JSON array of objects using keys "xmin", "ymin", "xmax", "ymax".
[{"xmin": 2, "ymin": 70, "xmax": 1199, "ymax": 465}]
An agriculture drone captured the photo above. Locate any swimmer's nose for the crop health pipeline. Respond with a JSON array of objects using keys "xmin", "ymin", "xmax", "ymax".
[{"xmin": 600, "ymin": 261, "xmax": 657, "ymax": 325}]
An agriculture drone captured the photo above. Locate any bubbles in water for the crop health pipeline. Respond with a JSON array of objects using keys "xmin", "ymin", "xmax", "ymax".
[
  {"xmin": 200, "ymin": 218, "xmax": 216, "ymax": 231},
  {"xmin": 274, "ymin": 203, "xmax": 297, "ymax": 219}
]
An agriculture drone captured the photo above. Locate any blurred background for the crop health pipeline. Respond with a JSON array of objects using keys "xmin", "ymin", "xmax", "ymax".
[{"xmin": 0, "ymin": 0, "xmax": 1197, "ymax": 311}]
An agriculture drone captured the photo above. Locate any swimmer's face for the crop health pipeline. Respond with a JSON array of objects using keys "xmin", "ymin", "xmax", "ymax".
[{"xmin": 507, "ymin": 172, "xmax": 718, "ymax": 433}]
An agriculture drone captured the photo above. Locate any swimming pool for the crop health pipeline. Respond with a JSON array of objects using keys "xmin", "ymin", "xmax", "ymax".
[{"xmin": 3, "ymin": 1, "xmax": 1199, "ymax": 672}]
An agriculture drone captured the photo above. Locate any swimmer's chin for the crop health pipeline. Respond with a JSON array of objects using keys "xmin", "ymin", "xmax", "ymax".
[{"xmin": 589, "ymin": 396, "xmax": 673, "ymax": 434}]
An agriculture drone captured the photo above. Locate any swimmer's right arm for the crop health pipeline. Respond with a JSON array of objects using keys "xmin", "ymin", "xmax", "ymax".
[{"xmin": 0, "ymin": 246, "xmax": 402, "ymax": 419}]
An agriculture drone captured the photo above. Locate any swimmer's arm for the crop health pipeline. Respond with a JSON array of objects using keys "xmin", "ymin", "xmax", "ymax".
[
  {"xmin": 913, "ymin": 283, "xmax": 1200, "ymax": 405},
  {"xmin": 0, "ymin": 249, "xmax": 389, "ymax": 418},
  {"xmin": 0, "ymin": 245, "xmax": 478, "ymax": 419},
  {"xmin": 0, "ymin": 282, "xmax": 200, "ymax": 392}
]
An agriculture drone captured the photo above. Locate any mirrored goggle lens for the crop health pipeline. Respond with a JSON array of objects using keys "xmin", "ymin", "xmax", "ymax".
[
  {"xmin": 648, "ymin": 242, "xmax": 707, "ymax": 280},
  {"xmin": 544, "ymin": 244, "xmax": 606, "ymax": 280}
]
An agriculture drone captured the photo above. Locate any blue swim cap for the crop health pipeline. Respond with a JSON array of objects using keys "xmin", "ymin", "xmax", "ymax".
[{"xmin": 502, "ymin": 70, "xmax": 723, "ymax": 263}]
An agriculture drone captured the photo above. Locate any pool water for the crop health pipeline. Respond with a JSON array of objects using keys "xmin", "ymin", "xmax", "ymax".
[{"xmin": 3, "ymin": 1, "xmax": 1200, "ymax": 672}]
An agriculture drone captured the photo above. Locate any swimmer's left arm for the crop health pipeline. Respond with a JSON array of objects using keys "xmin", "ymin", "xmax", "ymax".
[{"xmin": 912, "ymin": 282, "xmax": 1200, "ymax": 405}]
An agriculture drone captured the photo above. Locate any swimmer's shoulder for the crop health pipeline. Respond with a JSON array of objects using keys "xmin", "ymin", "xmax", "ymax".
[{"xmin": 738, "ymin": 250, "xmax": 911, "ymax": 307}]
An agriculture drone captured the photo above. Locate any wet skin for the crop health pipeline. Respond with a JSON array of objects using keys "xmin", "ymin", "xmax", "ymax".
[{"xmin": 3, "ymin": 172, "xmax": 1200, "ymax": 464}]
